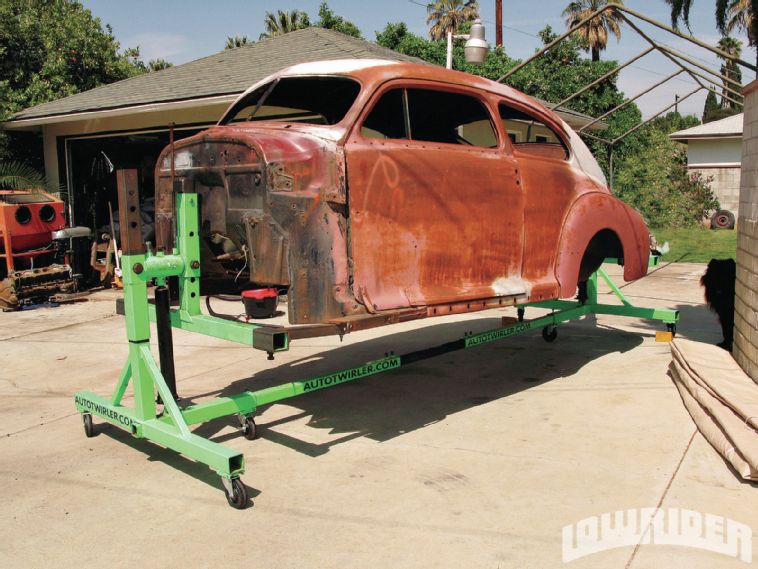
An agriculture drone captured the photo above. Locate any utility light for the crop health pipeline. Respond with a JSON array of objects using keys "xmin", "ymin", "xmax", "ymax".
[{"xmin": 464, "ymin": 19, "xmax": 489, "ymax": 64}]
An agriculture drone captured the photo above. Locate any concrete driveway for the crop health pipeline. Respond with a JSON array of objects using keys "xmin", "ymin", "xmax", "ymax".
[{"xmin": 0, "ymin": 262, "xmax": 755, "ymax": 568}]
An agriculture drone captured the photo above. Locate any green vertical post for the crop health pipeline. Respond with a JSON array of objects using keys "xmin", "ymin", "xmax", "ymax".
[
  {"xmin": 586, "ymin": 271, "xmax": 598, "ymax": 304},
  {"xmin": 120, "ymin": 251, "xmax": 156, "ymax": 420},
  {"xmin": 130, "ymin": 342, "xmax": 157, "ymax": 420},
  {"xmin": 176, "ymin": 193, "xmax": 202, "ymax": 319},
  {"xmin": 121, "ymin": 253, "xmax": 150, "ymax": 341}
]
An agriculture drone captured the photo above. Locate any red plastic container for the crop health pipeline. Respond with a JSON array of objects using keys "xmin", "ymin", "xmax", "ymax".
[{"xmin": 241, "ymin": 288, "xmax": 278, "ymax": 319}]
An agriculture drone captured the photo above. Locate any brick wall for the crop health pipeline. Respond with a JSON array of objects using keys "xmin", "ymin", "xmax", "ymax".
[
  {"xmin": 733, "ymin": 79, "xmax": 758, "ymax": 383},
  {"xmin": 690, "ymin": 166, "xmax": 741, "ymax": 215}
]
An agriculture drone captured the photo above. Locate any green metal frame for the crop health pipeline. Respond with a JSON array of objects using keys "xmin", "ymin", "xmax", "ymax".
[
  {"xmin": 520, "ymin": 256, "xmax": 678, "ymax": 327},
  {"xmin": 73, "ymin": 192, "xmax": 679, "ymax": 504}
]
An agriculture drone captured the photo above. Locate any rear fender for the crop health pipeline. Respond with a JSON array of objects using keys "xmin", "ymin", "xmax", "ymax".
[{"xmin": 555, "ymin": 193, "xmax": 649, "ymax": 298}]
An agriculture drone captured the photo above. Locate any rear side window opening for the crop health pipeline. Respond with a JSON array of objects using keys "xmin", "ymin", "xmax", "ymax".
[
  {"xmin": 221, "ymin": 76, "xmax": 361, "ymax": 126},
  {"xmin": 499, "ymin": 103, "xmax": 569, "ymax": 160},
  {"xmin": 361, "ymin": 87, "xmax": 498, "ymax": 148}
]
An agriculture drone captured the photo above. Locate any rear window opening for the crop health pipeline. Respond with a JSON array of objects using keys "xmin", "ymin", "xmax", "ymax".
[
  {"xmin": 221, "ymin": 76, "xmax": 361, "ymax": 126},
  {"xmin": 499, "ymin": 104, "xmax": 569, "ymax": 160}
]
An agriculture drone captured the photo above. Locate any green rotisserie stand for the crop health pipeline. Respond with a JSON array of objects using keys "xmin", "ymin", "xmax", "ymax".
[{"xmin": 74, "ymin": 169, "xmax": 678, "ymax": 509}]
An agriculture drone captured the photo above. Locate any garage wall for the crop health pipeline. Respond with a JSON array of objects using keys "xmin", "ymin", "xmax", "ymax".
[{"xmin": 733, "ymin": 80, "xmax": 758, "ymax": 384}]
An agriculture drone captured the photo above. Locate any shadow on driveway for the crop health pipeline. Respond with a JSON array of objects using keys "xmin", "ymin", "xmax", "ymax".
[{"xmin": 186, "ymin": 316, "xmax": 645, "ymax": 456}]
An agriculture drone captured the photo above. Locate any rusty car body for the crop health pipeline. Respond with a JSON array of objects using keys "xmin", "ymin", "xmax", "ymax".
[{"xmin": 155, "ymin": 59, "xmax": 650, "ymax": 331}]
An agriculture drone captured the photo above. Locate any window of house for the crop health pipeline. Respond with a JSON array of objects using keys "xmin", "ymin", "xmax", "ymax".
[
  {"xmin": 499, "ymin": 103, "xmax": 568, "ymax": 160},
  {"xmin": 361, "ymin": 87, "xmax": 498, "ymax": 148}
]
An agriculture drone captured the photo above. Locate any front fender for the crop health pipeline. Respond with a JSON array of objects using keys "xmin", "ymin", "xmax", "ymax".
[{"xmin": 554, "ymin": 192, "xmax": 650, "ymax": 298}]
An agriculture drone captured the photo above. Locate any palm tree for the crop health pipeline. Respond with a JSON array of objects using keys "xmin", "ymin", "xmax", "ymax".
[
  {"xmin": 665, "ymin": 0, "xmax": 757, "ymax": 66},
  {"xmin": 225, "ymin": 36, "xmax": 251, "ymax": 50},
  {"xmin": 721, "ymin": 0, "xmax": 756, "ymax": 49},
  {"xmin": 426, "ymin": 0, "xmax": 479, "ymax": 41},
  {"xmin": 148, "ymin": 58, "xmax": 173, "ymax": 71},
  {"xmin": 717, "ymin": 36, "xmax": 743, "ymax": 107},
  {"xmin": 563, "ymin": 0, "xmax": 625, "ymax": 62},
  {"xmin": 259, "ymin": 10, "xmax": 311, "ymax": 40}
]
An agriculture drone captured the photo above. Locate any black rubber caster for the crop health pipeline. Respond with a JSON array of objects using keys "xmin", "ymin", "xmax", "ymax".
[
  {"xmin": 517, "ymin": 308, "xmax": 525, "ymax": 322},
  {"xmin": 242, "ymin": 416, "xmax": 258, "ymax": 440},
  {"xmin": 542, "ymin": 326, "xmax": 558, "ymax": 343},
  {"xmin": 667, "ymin": 323, "xmax": 677, "ymax": 337},
  {"xmin": 224, "ymin": 477, "xmax": 248, "ymax": 509},
  {"xmin": 82, "ymin": 413, "xmax": 96, "ymax": 438}
]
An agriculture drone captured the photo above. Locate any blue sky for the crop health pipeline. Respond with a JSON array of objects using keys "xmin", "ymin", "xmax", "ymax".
[{"xmin": 81, "ymin": 0, "xmax": 754, "ymax": 119}]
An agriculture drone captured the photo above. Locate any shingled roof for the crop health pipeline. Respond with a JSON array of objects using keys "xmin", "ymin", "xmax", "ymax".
[
  {"xmin": 7, "ymin": 27, "xmax": 426, "ymax": 122},
  {"xmin": 669, "ymin": 113, "xmax": 743, "ymax": 140},
  {"xmin": 5, "ymin": 26, "xmax": 604, "ymax": 130}
]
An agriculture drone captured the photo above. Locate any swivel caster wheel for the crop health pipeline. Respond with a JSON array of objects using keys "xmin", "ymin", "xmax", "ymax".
[
  {"xmin": 82, "ymin": 413, "xmax": 96, "ymax": 438},
  {"xmin": 542, "ymin": 326, "xmax": 558, "ymax": 343},
  {"xmin": 666, "ymin": 323, "xmax": 677, "ymax": 337},
  {"xmin": 517, "ymin": 308, "xmax": 525, "ymax": 322},
  {"xmin": 241, "ymin": 416, "xmax": 259, "ymax": 440},
  {"xmin": 222, "ymin": 477, "xmax": 248, "ymax": 509}
]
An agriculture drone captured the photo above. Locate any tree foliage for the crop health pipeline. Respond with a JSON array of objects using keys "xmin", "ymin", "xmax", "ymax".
[
  {"xmin": 225, "ymin": 35, "xmax": 251, "ymax": 49},
  {"xmin": 717, "ymin": 36, "xmax": 743, "ymax": 108},
  {"xmin": 147, "ymin": 58, "xmax": 173, "ymax": 72},
  {"xmin": 719, "ymin": 0, "xmax": 757, "ymax": 51},
  {"xmin": 256, "ymin": 3, "xmax": 362, "ymax": 41},
  {"xmin": 0, "ymin": 0, "xmax": 146, "ymax": 117},
  {"xmin": 703, "ymin": 87, "xmax": 721, "ymax": 121},
  {"xmin": 315, "ymin": 2, "xmax": 362, "ymax": 38},
  {"xmin": 425, "ymin": 0, "xmax": 479, "ymax": 40},
  {"xmin": 259, "ymin": 9, "xmax": 311, "ymax": 39},
  {"xmin": 0, "ymin": 0, "xmax": 150, "ymax": 163},
  {"xmin": 562, "ymin": 0, "xmax": 624, "ymax": 61},
  {"xmin": 665, "ymin": 0, "xmax": 757, "ymax": 65},
  {"xmin": 614, "ymin": 115, "xmax": 719, "ymax": 227},
  {"xmin": 0, "ymin": 160, "xmax": 47, "ymax": 189}
]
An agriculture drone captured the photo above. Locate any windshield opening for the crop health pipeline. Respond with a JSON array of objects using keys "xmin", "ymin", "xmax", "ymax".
[{"xmin": 220, "ymin": 76, "xmax": 361, "ymax": 126}]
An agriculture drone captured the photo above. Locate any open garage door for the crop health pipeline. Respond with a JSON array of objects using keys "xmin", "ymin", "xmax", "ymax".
[{"xmin": 64, "ymin": 129, "xmax": 201, "ymax": 281}]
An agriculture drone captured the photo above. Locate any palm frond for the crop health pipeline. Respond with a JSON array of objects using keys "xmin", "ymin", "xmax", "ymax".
[
  {"xmin": 563, "ymin": 0, "xmax": 624, "ymax": 60},
  {"xmin": 0, "ymin": 161, "xmax": 46, "ymax": 190},
  {"xmin": 426, "ymin": 0, "xmax": 480, "ymax": 40}
]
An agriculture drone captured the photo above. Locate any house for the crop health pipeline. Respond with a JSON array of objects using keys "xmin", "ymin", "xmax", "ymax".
[{"xmin": 670, "ymin": 113, "xmax": 743, "ymax": 220}]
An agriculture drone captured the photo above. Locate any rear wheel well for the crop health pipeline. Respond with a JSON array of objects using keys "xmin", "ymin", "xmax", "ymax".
[{"xmin": 578, "ymin": 229, "xmax": 623, "ymax": 282}]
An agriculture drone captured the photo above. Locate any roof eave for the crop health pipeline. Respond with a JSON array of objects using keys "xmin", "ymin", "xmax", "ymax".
[
  {"xmin": 669, "ymin": 133, "xmax": 742, "ymax": 141},
  {"xmin": 2, "ymin": 93, "xmax": 238, "ymax": 129}
]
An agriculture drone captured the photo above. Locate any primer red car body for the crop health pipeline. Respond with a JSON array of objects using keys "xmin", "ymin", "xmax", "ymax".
[{"xmin": 155, "ymin": 59, "xmax": 650, "ymax": 330}]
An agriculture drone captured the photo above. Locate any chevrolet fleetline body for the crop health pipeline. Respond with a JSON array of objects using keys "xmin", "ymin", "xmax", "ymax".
[{"xmin": 155, "ymin": 59, "xmax": 650, "ymax": 331}]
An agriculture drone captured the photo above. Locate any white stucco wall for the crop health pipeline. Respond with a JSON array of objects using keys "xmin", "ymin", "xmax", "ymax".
[{"xmin": 687, "ymin": 137, "xmax": 743, "ymax": 166}]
